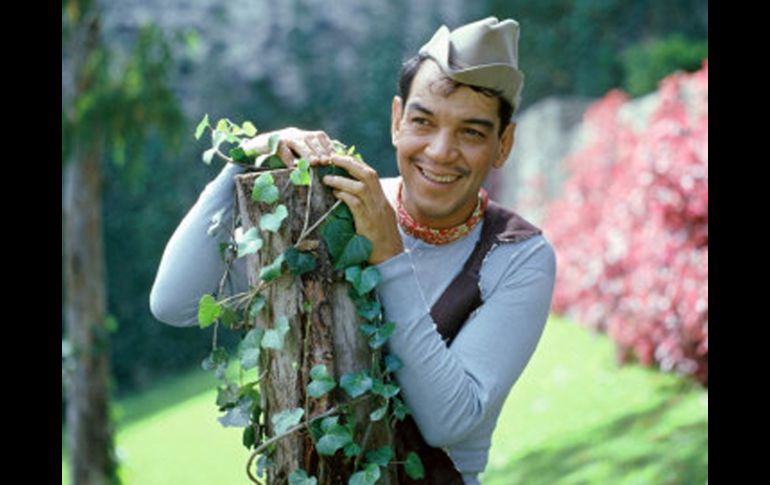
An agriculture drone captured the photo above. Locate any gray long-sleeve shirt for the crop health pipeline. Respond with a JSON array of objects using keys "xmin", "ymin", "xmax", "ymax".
[{"xmin": 150, "ymin": 163, "xmax": 556, "ymax": 484}]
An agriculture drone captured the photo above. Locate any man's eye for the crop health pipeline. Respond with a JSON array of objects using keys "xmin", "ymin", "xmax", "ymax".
[
  {"xmin": 412, "ymin": 117, "xmax": 430, "ymax": 126},
  {"xmin": 463, "ymin": 128, "xmax": 485, "ymax": 139}
]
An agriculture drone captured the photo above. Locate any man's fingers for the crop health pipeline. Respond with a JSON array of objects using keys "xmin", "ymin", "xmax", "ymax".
[
  {"xmin": 323, "ymin": 173, "xmax": 367, "ymax": 196},
  {"xmin": 327, "ymin": 155, "xmax": 378, "ymax": 183}
]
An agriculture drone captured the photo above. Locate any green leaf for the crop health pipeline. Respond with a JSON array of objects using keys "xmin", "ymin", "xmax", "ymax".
[
  {"xmin": 218, "ymin": 396, "xmax": 253, "ymax": 428},
  {"xmin": 202, "ymin": 347, "xmax": 228, "ymax": 377},
  {"xmin": 242, "ymin": 121, "xmax": 258, "ymax": 137},
  {"xmin": 365, "ymin": 446, "xmax": 393, "ymax": 466},
  {"xmin": 235, "ymin": 227, "xmax": 263, "ymax": 258},
  {"xmin": 252, "ymin": 172, "xmax": 280, "ymax": 204},
  {"xmin": 261, "ymin": 316, "xmax": 290, "ymax": 350},
  {"xmin": 348, "ymin": 463, "xmax": 380, "ymax": 485},
  {"xmin": 405, "ymin": 452, "xmax": 425, "ymax": 480},
  {"xmin": 229, "ymin": 146, "xmax": 250, "ymax": 163},
  {"xmin": 202, "ymin": 147, "xmax": 216, "ymax": 165},
  {"xmin": 249, "ymin": 294, "xmax": 266, "ymax": 318},
  {"xmin": 343, "ymin": 441, "xmax": 361, "ymax": 457},
  {"xmin": 220, "ymin": 305, "xmax": 239, "ymax": 328},
  {"xmin": 369, "ymin": 403, "xmax": 388, "ymax": 422},
  {"xmin": 392, "ymin": 397, "xmax": 410, "ymax": 421},
  {"xmin": 290, "ymin": 158, "xmax": 312, "ymax": 186},
  {"xmin": 384, "ymin": 354, "xmax": 403, "ymax": 373},
  {"xmin": 340, "ymin": 371, "xmax": 373, "ymax": 399},
  {"xmin": 243, "ymin": 425, "xmax": 256, "ymax": 449},
  {"xmin": 316, "ymin": 423, "xmax": 353, "ymax": 456},
  {"xmin": 335, "ymin": 235, "xmax": 373, "ymax": 270},
  {"xmin": 347, "ymin": 145, "xmax": 356, "ymax": 156},
  {"xmin": 307, "ymin": 364, "xmax": 336, "ymax": 398},
  {"xmin": 216, "ymin": 118, "xmax": 229, "ymax": 132},
  {"xmin": 354, "ymin": 297, "xmax": 382, "ymax": 321},
  {"xmin": 369, "ymin": 321, "xmax": 396, "ymax": 349},
  {"xmin": 321, "ymin": 217, "xmax": 355, "ymax": 262},
  {"xmin": 372, "ymin": 380, "xmax": 400, "ymax": 399},
  {"xmin": 215, "ymin": 382, "xmax": 240, "ymax": 409},
  {"xmin": 195, "ymin": 113, "xmax": 209, "ymax": 140},
  {"xmin": 238, "ymin": 328, "xmax": 264, "ymax": 370},
  {"xmin": 345, "ymin": 266, "xmax": 380, "ymax": 296},
  {"xmin": 288, "ymin": 469, "xmax": 317, "ymax": 485},
  {"xmin": 260, "ymin": 204, "xmax": 288, "ymax": 233},
  {"xmin": 272, "ymin": 407, "xmax": 304, "ymax": 436},
  {"xmin": 259, "ymin": 254, "xmax": 285, "ymax": 283},
  {"xmin": 284, "ymin": 246, "xmax": 317, "ymax": 276},
  {"xmin": 198, "ymin": 294, "xmax": 222, "ymax": 328}
]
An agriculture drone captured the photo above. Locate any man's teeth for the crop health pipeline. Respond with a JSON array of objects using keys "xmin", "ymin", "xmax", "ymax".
[{"xmin": 419, "ymin": 167, "xmax": 460, "ymax": 183}]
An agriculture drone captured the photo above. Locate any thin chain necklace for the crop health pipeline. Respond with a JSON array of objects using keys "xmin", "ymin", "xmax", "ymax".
[{"xmin": 396, "ymin": 181, "xmax": 488, "ymax": 246}]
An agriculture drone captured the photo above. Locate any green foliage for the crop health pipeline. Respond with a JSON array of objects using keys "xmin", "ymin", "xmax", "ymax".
[
  {"xmin": 235, "ymin": 227, "xmax": 263, "ymax": 258},
  {"xmin": 289, "ymin": 469, "xmax": 318, "ymax": 485},
  {"xmin": 316, "ymin": 417, "xmax": 354, "ymax": 456},
  {"xmin": 284, "ymin": 247, "xmax": 318, "ymax": 276},
  {"xmin": 198, "ymin": 295, "xmax": 222, "ymax": 329},
  {"xmin": 252, "ymin": 173, "xmax": 280, "ymax": 204},
  {"xmin": 260, "ymin": 316, "xmax": 290, "ymax": 350},
  {"xmin": 259, "ymin": 205, "xmax": 289, "ymax": 233},
  {"xmin": 307, "ymin": 365, "xmax": 337, "ymax": 398},
  {"xmin": 405, "ymin": 452, "xmax": 425, "ymax": 480},
  {"xmin": 259, "ymin": 254, "xmax": 286, "ymax": 282},
  {"xmin": 290, "ymin": 158, "xmax": 312, "ymax": 186},
  {"xmin": 340, "ymin": 371, "xmax": 373, "ymax": 399},
  {"xmin": 349, "ymin": 463, "xmax": 380, "ymax": 485},
  {"xmin": 621, "ymin": 34, "xmax": 708, "ymax": 97},
  {"xmin": 272, "ymin": 408, "xmax": 305, "ymax": 435},
  {"xmin": 238, "ymin": 328, "xmax": 264, "ymax": 370}
]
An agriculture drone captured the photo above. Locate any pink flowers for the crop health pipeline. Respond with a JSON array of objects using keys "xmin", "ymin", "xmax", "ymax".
[{"xmin": 543, "ymin": 60, "xmax": 708, "ymax": 386}]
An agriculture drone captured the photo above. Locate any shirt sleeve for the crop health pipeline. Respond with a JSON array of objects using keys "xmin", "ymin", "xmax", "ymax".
[
  {"xmin": 375, "ymin": 241, "xmax": 556, "ymax": 447},
  {"xmin": 149, "ymin": 162, "xmax": 250, "ymax": 327}
]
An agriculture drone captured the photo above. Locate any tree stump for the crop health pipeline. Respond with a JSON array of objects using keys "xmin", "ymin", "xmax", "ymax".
[{"xmin": 234, "ymin": 168, "xmax": 397, "ymax": 484}]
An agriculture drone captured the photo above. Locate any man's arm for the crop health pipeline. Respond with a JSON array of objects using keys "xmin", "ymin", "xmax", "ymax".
[
  {"xmin": 376, "ymin": 238, "xmax": 556, "ymax": 447},
  {"xmin": 149, "ymin": 162, "xmax": 250, "ymax": 327}
]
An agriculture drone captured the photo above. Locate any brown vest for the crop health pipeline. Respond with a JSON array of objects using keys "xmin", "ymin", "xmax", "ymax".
[{"xmin": 393, "ymin": 201, "xmax": 541, "ymax": 484}]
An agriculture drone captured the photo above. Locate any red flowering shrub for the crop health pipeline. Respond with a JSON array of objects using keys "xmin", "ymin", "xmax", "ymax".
[{"xmin": 543, "ymin": 61, "xmax": 708, "ymax": 386}]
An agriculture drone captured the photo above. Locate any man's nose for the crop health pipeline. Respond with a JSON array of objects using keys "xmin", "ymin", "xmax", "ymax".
[{"xmin": 424, "ymin": 129, "xmax": 458, "ymax": 163}]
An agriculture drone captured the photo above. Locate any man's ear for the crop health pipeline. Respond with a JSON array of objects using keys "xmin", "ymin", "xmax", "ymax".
[
  {"xmin": 493, "ymin": 121, "xmax": 516, "ymax": 169},
  {"xmin": 391, "ymin": 96, "xmax": 404, "ymax": 146}
]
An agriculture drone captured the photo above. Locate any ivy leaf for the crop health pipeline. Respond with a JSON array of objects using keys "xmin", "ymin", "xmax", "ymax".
[
  {"xmin": 201, "ymin": 347, "xmax": 229, "ymax": 378},
  {"xmin": 202, "ymin": 147, "xmax": 216, "ymax": 165},
  {"xmin": 195, "ymin": 113, "xmax": 210, "ymax": 140},
  {"xmin": 369, "ymin": 321, "xmax": 396, "ymax": 349},
  {"xmin": 369, "ymin": 403, "xmax": 388, "ymax": 422},
  {"xmin": 359, "ymin": 323, "xmax": 378, "ymax": 337},
  {"xmin": 252, "ymin": 172, "xmax": 280, "ymax": 204},
  {"xmin": 249, "ymin": 294, "xmax": 266, "ymax": 318},
  {"xmin": 372, "ymin": 379, "xmax": 400, "ymax": 399},
  {"xmin": 345, "ymin": 266, "xmax": 381, "ymax": 296},
  {"xmin": 307, "ymin": 364, "xmax": 336, "ymax": 398},
  {"xmin": 321, "ymin": 218, "xmax": 355, "ymax": 262},
  {"xmin": 242, "ymin": 121, "xmax": 258, "ymax": 137},
  {"xmin": 290, "ymin": 158, "xmax": 312, "ymax": 186},
  {"xmin": 284, "ymin": 246, "xmax": 317, "ymax": 276},
  {"xmin": 354, "ymin": 297, "xmax": 382, "ymax": 321},
  {"xmin": 365, "ymin": 446, "xmax": 393, "ymax": 466},
  {"xmin": 235, "ymin": 227, "xmax": 263, "ymax": 258},
  {"xmin": 229, "ymin": 146, "xmax": 251, "ymax": 163},
  {"xmin": 272, "ymin": 407, "xmax": 304, "ymax": 436},
  {"xmin": 343, "ymin": 441, "xmax": 361, "ymax": 457},
  {"xmin": 243, "ymin": 425, "xmax": 256, "ymax": 450},
  {"xmin": 238, "ymin": 328, "xmax": 264, "ymax": 370},
  {"xmin": 288, "ymin": 469, "xmax": 317, "ymax": 485},
  {"xmin": 198, "ymin": 294, "xmax": 222, "ymax": 329},
  {"xmin": 256, "ymin": 134, "xmax": 285, "ymax": 168},
  {"xmin": 216, "ymin": 118, "xmax": 229, "ymax": 132},
  {"xmin": 260, "ymin": 254, "xmax": 285, "ymax": 283},
  {"xmin": 405, "ymin": 452, "xmax": 425, "ymax": 480},
  {"xmin": 335, "ymin": 235, "xmax": 373, "ymax": 270},
  {"xmin": 392, "ymin": 397, "xmax": 410, "ymax": 421},
  {"xmin": 260, "ymin": 204, "xmax": 289, "ymax": 233},
  {"xmin": 348, "ymin": 463, "xmax": 380, "ymax": 485},
  {"xmin": 384, "ymin": 354, "xmax": 403, "ymax": 373},
  {"xmin": 220, "ymin": 305, "xmax": 239, "ymax": 328},
  {"xmin": 261, "ymin": 316, "xmax": 290, "ymax": 350},
  {"xmin": 218, "ymin": 396, "xmax": 253, "ymax": 428},
  {"xmin": 340, "ymin": 371, "xmax": 373, "ymax": 399},
  {"xmin": 316, "ymin": 422, "xmax": 353, "ymax": 456}
]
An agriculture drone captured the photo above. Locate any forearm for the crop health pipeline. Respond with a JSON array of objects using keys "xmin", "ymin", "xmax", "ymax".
[{"xmin": 150, "ymin": 162, "xmax": 248, "ymax": 327}]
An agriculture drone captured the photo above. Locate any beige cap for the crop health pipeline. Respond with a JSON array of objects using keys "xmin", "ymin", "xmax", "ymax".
[{"xmin": 419, "ymin": 17, "xmax": 525, "ymax": 112}]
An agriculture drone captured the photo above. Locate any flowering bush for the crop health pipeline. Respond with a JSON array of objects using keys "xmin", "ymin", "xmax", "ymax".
[{"xmin": 543, "ymin": 61, "xmax": 708, "ymax": 386}]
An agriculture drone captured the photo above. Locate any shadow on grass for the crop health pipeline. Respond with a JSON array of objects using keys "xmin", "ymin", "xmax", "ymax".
[{"xmin": 483, "ymin": 395, "xmax": 707, "ymax": 485}]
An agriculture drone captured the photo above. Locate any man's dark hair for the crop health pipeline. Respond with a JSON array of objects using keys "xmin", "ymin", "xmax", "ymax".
[{"xmin": 397, "ymin": 53, "xmax": 515, "ymax": 137}]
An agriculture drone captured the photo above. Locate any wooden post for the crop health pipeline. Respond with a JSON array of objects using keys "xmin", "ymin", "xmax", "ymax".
[{"xmin": 234, "ymin": 168, "xmax": 396, "ymax": 484}]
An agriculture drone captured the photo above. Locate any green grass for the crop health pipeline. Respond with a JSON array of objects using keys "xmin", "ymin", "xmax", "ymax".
[{"xmin": 63, "ymin": 315, "xmax": 707, "ymax": 484}]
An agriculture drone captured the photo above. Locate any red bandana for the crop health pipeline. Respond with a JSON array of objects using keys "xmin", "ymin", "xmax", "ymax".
[{"xmin": 396, "ymin": 181, "xmax": 488, "ymax": 246}]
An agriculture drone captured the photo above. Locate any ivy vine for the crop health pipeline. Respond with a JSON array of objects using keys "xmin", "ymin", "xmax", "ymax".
[{"xmin": 193, "ymin": 115, "xmax": 425, "ymax": 484}]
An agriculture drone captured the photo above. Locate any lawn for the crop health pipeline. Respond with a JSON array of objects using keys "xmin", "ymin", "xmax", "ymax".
[{"xmin": 62, "ymin": 314, "xmax": 707, "ymax": 484}]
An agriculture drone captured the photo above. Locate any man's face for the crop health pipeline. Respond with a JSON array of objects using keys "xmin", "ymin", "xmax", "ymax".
[{"xmin": 391, "ymin": 60, "xmax": 515, "ymax": 229}]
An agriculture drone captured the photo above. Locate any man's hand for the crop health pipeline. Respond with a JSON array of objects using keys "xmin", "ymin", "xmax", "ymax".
[
  {"xmin": 315, "ymin": 155, "xmax": 404, "ymax": 265},
  {"xmin": 241, "ymin": 127, "xmax": 337, "ymax": 166}
]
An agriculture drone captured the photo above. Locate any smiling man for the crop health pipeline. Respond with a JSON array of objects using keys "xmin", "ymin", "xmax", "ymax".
[{"xmin": 151, "ymin": 17, "xmax": 556, "ymax": 484}]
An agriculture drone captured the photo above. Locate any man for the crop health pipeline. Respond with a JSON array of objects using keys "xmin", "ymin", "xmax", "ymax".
[{"xmin": 151, "ymin": 17, "xmax": 556, "ymax": 484}]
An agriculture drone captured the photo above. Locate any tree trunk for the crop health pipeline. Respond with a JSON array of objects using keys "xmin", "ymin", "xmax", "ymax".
[
  {"xmin": 235, "ymin": 168, "xmax": 397, "ymax": 484},
  {"xmin": 64, "ymin": 141, "xmax": 118, "ymax": 485}
]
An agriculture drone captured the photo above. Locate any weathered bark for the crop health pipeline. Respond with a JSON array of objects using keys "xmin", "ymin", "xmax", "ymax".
[
  {"xmin": 64, "ymin": 142, "xmax": 118, "ymax": 485},
  {"xmin": 235, "ymin": 168, "xmax": 396, "ymax": 484}
]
